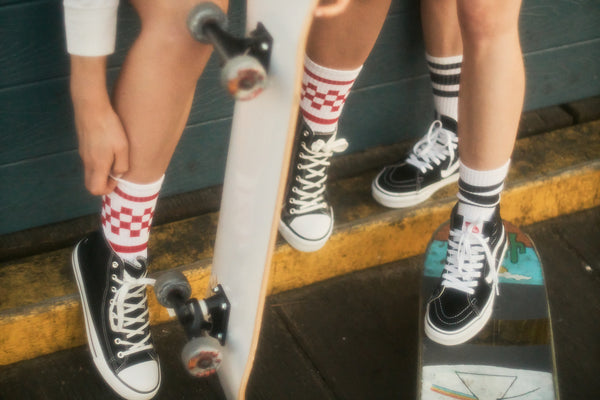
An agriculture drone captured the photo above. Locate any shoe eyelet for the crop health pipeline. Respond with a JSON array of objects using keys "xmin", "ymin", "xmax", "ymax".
[
  {"xmin": 297, "ymin": 163, "xmax": 303, "ymax": 170},
  {"xmin": 295, "ymin": 176, "xmax": 300, "ymax": 182},
  {"xmin": 117, "ymin": 351, "xmax": 124, "ymax": 359},
  {"xmin": 303, "ymin": 130, "xmax": 309, "ymax": 137},
  {"xmin": 114, "ymin": 338, "xmax": 121, "ymax": 345},
  {"xmin": 111, "ymin": 274, "xmax": 117, "ymax": 281},
  {"xmin": 111, "ymin": 261, "xmax": 118, "ymax": 269},
  {"xmin": 110, "ymin": 287, "xmax": 116, "ymax": 294},
  {"xmin": 290, "ymin": 209, "xmax": 296, "ymax": 214}
]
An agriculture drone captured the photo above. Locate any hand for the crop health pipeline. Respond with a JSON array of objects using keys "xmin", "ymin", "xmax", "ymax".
[
  {"xmin": 73, "ymin": 101, "xmax": 129, "ymax": 196},
  {"xmin": 70, "ymin": 55, "xmax": 129, "ymax": 196}
]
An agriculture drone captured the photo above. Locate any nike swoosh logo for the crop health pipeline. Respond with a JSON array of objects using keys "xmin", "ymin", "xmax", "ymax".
[{"xmin": 440, "ymin": 161, "xmax": 459, "ymax": 178}]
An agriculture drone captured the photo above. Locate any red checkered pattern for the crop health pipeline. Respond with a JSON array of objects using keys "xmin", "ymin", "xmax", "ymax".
[
  {"xmin": 302, "ymin": 83, "xmax": 348, "ymax": 114},
  {"xmin": 101, "ymin": 178, "xmax": 163, "ymax": 260},
  {"xmin": 101, "ymin": 197, "xmax": 154, "ymax": 239},
  {"xmin": 300, "ymin": 57, "xmax": 361, "ymax": 132}
]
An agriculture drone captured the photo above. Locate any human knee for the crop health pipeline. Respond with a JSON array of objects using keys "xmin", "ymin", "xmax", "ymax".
[
  {"xmin": 134, "ymin": 0, "xmax": 229, "ymax": 52},
  {"xmin": 457, "ymin": 0, "xmax": 520, "ymax": 43}
]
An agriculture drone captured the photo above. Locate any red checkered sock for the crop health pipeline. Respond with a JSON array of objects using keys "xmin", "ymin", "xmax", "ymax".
[
  {"xmin": 300, "ymin": 56, "xmax": 362, "ymax": 133},
  {"xmin": 101, "ymin": 176, "xmax": 164, "ymax": 263}
]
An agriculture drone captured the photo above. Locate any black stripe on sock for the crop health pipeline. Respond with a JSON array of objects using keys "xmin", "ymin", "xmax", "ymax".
[
  {"xmin": 458, "ymin": 179, "xmax": 504, "ymax": 195},
  {"xmin": 458, "ymin": 191, "xmax": 501, "ymax": 206},
  {"xmin": 432, "ymin": 88, "xmax": 460, "ymax": 98},
  {"xmin": 428, "ymin": 61, "xmax": 463, "ymax": 70},
  {"xmin": 429, "ymin": 72, "xmax": 461, "ymax": 85}
]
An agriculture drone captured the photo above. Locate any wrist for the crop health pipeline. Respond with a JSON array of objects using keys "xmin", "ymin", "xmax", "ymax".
[{"xmin": 70, "ymin": 55, "xmax": 111, "ymax": 108}]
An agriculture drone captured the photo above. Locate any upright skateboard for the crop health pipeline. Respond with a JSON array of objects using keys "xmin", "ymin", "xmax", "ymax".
[
  {"xmin": 418, "ymin": 220, "xmax": 559, "ymax": 400},
  {"xmin": 153, "ymin": 1, "xmax": 318, "ymax": 399}
]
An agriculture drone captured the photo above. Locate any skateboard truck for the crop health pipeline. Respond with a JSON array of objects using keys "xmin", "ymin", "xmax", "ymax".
[
  {"xmin": 154, "ymin": 271, "xmax": 230, "ymax": 377},
  {"xmin": 188, "ymin": 2, "xmax": 273, "ymax": 101}
]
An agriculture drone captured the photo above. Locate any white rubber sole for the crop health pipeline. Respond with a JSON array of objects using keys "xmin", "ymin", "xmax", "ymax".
[
  {"xmin": 424, "ymin": 233, "xmax": 508, "ymax": 346},
  {"xmin": 371, "ymin": 172, "xmax": 459, "ymax": 209},
  {"xmin": 278, "ymin": 218, "xmax": 332, "ymax": 252},
  {"xmin": 71, "ymin": 243, "xmax": 160, "ymax": 400}
]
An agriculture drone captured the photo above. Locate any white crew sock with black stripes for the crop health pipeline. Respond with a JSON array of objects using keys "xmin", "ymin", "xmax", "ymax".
[
  {"xmin": 457, "ymin": 160, "xmax": 510, "ymax": 223},
  {"xmin": 300, "ymin": 56, "xmax": 362, "ymax": 133},
  {"xmin": 426, "ymin": 53, "xmax": 462, "ymax": 135},
  {"xmin": 101, "ymin": 176, "xmax": 164, "ymax": 264}
]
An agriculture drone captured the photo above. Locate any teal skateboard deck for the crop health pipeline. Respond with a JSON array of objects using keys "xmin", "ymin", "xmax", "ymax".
[{"xmin": 418, "ymin": 220, "xmax": 559, "ymax": 400}]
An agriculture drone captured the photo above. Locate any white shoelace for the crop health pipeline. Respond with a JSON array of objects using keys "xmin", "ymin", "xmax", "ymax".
[
  {"xmin": 441, "ymin": 222, "xmax": 499, "ymax": 296},
  {"xmin": 406, "ymin": 120, "xmax": 457, "ymax": 173},
  {"xmin": 290, "ymin": 135, "xmax": 348, "ymax": 215},
  {"xmin": 109, "ymin": 269, "xmax": 156, "ymax": 358}
]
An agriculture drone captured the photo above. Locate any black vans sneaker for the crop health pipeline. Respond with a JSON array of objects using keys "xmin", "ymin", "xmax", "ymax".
[
  {"xmin": 425, "ymin": 204, "xmax": 508, "ymax": 346},
  {"xmin": 372, "ymin": 119, "xmax": 459, "ymax": 208},
  {"xmin": 72, "ymin": 231, "xmax": 160, "ymax": 399},
  {"xmin": 279, "ymin": 117, "xmax": 348, "ymax": 252}
]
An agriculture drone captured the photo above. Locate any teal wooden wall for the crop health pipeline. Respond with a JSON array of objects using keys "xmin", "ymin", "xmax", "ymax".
[{"xmin": 1, "ymin": 0, "xmax": 599, "ymax": 235}]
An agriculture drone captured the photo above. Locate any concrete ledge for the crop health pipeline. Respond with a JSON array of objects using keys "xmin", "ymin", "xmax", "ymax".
[{"xmin": 1, "ymin": 120, "xmax": 599, "ymax": 366}]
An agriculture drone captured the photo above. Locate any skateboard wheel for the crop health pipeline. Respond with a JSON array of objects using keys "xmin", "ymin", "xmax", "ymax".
[
  {"xmin": 154, "ymin": 270, "xmax": 192, "ymax": 308},
  {"xmin": 181, "ymin": 336, "xmax": 223, "ymax": 378},
  {"xmin": 187, "ymin": 2, "xmax": 228, "ymax": 44},
  {"xmin": 221, "ymin": 55, "xmax": 268, "ymax": 101}
]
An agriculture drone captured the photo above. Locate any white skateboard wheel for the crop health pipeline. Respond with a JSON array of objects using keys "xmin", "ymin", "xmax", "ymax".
[
  {"xmin": 181, "ymin": 336, "xmax": 223, "ymax": 378},
  {"xmin": 221, "ymin": 54, "xmax": 268, "ymax": 101}
]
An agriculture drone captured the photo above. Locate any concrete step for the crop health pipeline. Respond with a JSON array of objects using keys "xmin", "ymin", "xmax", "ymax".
[{"xmin": 0, "ymin": 119, "xmax": 599, "ymax": 367}]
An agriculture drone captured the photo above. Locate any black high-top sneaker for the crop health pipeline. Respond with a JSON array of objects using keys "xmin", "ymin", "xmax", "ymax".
[
  {"xmin": 372, "ymin": 118, "xmax": 459, "ymax": 208},
  {"xmin": 279, "ymin": 117, "xmax": 348, "ymax": 252},
  {"xmin": 72, "ymin": 231, "xmax": 160, "ymax": 400},
  {"xmin": 425, "ymin": 204, "xmax": 508, "ymax": 346}
]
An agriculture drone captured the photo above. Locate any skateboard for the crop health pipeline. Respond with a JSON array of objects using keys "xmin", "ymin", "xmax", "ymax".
[
  {"xmin": 153, "ymin": 1, "xmax": 319, "ymax": 399},
  {"xmin": 418, "ymin": 220, "xmax": 559, "ymax": 400}
]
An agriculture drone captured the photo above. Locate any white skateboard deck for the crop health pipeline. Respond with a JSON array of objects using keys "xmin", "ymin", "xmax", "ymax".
[{"xmin": 210, "ymin": 1, "xmax": 318, "ymax": 398}]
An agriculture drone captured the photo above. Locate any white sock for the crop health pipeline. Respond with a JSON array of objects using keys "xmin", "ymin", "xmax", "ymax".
[
  {"xmin": 300, "ymin": 56, "xmax": 362, "ymax": 133},
  {"xmin": 457, "ymin": 160, "xmax": 510, "ymax": 223},
  {"xmin": 101, "ymin": 176, "xmax": 164, "ymax": 263},
  {"xmin": 426, "ymin": 53, "xmax": 462, "ymax": 134}
]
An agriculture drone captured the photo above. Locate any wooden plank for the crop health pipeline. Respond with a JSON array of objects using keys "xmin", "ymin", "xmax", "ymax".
[
  {"xmin": 0, "ymin": 119, "xmax": 231, "ymax": 234},
  {"xmin": 272, "ymin": 259, "xmax": 422, "ymax": 400},
  {"xmin": 247, "ymin": 306, "xmax": 334, "ymax": 400},
  {"xmin": 525, "ymin": 214, "xmax": 600, "ymax": 399}
]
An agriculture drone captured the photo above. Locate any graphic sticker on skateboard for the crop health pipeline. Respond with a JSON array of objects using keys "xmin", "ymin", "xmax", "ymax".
[{"xmin": 418, "ymin": 220, "xmax": 559, "ymax": 400}]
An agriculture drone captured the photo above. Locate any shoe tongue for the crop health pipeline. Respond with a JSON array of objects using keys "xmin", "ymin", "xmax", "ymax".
[
  {"xmin": 451, "ymin": 208, "xmax": 484, "ymax": 234},
  {"xmin": 123, "ymin": 258, "xmax": 147, "ymax": 279}
]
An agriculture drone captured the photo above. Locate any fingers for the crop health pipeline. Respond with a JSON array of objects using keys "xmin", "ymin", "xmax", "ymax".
[{"xmin": 84, "ymin": 144, "xmax": 129, "ymax": 196}]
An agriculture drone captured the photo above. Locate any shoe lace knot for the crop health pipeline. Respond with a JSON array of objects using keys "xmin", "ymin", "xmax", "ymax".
[
  {"xmin": 290, "ymin": 134, "xmax": 348, "ymax": 215},
  {"xmin": 441, "ymin": 222, "xmax": 499, "ymax": 296},
  {"xmin": 109, "ymin": 269, "xmax": 156, "ymax": 358},
  {"xmin": 406, "ymin": 120, "xmax": 457, "ymax": 174}
]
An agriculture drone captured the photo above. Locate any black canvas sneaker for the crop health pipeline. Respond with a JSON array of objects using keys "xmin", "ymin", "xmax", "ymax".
[
  {"xmin": 72, "ymin": 231, "xmax": 160, "ymax": 400},
  {"xmin": 279, "ymin": 117, "xmax": 348, "ymax": 252},
  {"xmin": 425, "ymin": 204, "xmax": 508, "ymax": 346},
  {"xmin": 372, "ymin": 119, "xmax": 459, "ymax": 208}
]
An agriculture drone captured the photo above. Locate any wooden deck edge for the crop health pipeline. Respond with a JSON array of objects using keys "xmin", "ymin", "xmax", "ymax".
[{"xmin": 1, "ymin": 160, "xmax": 598, "ymax": 366}]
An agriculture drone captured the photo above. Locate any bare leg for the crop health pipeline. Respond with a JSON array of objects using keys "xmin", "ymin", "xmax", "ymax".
[
  {"xmin": 113, "ymin": 0, "xmax": 229, "ymax": 184},
  {"xmin": 307, "ymin": 0, "xmax": 392, "ymax": 69},
  {"xmin": 421, "ymin": 0, "xmax": 462, "ymax": 57},
  {"xmin": 456, "ymin": 0, "xmax": 524, "ymax": 169}
]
